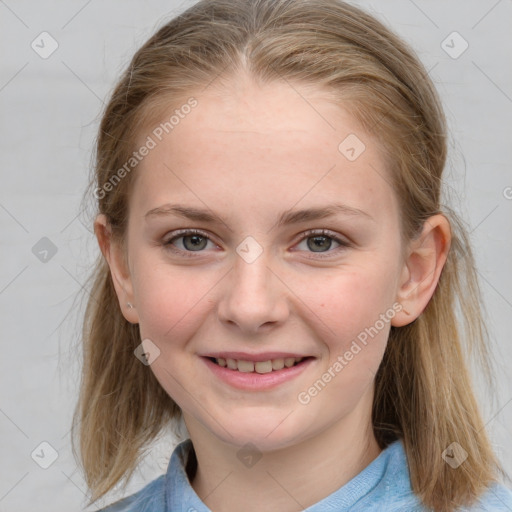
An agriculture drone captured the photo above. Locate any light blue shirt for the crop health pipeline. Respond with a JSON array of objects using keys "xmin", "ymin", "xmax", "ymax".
[{"xmin": 99, "ymin": 438, "xmax": 512, "ymax": 511}]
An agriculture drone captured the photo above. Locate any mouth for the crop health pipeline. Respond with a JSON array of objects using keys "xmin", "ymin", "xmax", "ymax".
[
  {"xmin": 207, "ymin": 356, "xmax": 311, "ymax": 373},
  {"xmin": 201, "ymin": 353, "xmax": 315, "ymax": 390}
]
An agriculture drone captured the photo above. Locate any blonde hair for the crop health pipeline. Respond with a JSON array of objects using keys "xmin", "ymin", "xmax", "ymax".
[{"xmin": 73, "ymin": 1, "xmax": 503, "ymax": 510}]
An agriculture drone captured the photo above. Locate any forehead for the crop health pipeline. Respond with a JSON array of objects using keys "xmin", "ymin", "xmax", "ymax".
[{"xmin": 131, "ymin": 76, "xmax": 399, "ymax": 225}]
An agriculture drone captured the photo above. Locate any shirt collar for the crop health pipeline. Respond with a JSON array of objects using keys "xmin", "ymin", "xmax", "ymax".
[{"xmin": 165, "ymin": 437, "xmax": 408, "ymax": 511}]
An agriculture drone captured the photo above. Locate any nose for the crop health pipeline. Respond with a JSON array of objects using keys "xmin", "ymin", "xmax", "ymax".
[{"xmin": 217, "ymin": 250, "xmax": 290, "ymax": 334}]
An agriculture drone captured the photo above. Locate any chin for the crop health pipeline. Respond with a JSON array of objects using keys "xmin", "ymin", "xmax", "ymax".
[{"xmin": 207, "ymin": 409, "xmax": 314, "ymax": 452}]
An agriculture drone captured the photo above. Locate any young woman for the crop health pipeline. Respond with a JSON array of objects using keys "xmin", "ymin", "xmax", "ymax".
[{"xmin": 73, "ymin": 1, "xmax": 512, "ymax": 510}]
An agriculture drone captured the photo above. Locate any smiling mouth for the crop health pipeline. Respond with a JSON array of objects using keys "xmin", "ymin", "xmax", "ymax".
[{"xmin": 207, "ymin": 356, "xmax": 312, "ymax": 373}]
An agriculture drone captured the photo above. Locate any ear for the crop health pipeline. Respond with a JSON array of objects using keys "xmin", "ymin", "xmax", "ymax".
[
  {"xmin": 94, "ymin": 214, "xmax": 139, "ymax": 324},
  {"xmin": 391, "ymin": 214, "xmax": 451, "ymax": 327}
]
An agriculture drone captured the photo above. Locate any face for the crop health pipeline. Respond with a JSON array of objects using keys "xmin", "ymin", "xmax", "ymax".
[{"xmin": 114, "ymin": 73, "xmax": 408, "ymax": 451}]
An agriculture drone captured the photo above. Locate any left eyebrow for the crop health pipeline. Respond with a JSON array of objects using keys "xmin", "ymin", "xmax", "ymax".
[
  {"xmin": 275, "ymin": 204, "xmax": 374, "ymax": 227},
  {"xmin": 144, "ymin": 202, "xmax": 374, "ymax": 227}
]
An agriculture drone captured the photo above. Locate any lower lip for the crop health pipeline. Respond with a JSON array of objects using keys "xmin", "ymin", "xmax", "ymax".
[{"xmin": 202, "ymin": 357, "xmax": 314, "ymax": 390}]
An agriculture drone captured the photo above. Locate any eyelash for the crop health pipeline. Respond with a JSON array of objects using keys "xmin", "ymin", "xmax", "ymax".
[{"xmin": 162, "ymin": 228, "xmax": 351, "ymax": 259}]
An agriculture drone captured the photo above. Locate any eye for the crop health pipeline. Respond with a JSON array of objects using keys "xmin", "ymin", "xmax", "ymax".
[
  {"xmin": 162, "ymin": 228, "xmax": 350, "ymax": 259},
  {"xmin": 294, "ymin": 229, "xmax": 350, "ymax": 258},
  {"xmin": 163, "ymin": 229, "xmax": 217, "ymax": 256}
]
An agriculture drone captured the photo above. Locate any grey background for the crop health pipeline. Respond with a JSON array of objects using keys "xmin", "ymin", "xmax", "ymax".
[{"xmin": 1, "ymin": 1, "xmax": 511, "ymax": 510}]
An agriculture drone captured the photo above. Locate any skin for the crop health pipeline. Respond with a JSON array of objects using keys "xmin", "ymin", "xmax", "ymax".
[{"xmin": 96, "ymin": 72, "xmax": 451, "ymax": 511}]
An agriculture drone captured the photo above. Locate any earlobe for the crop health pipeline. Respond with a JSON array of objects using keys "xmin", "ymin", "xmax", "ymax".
[
  {"xmin": 94, "ymin": 214, "xmax": 139, "ymax": 324},
  {"xmin": 391, "ymin": 214, "xmax": 451, "ymax": 327}
]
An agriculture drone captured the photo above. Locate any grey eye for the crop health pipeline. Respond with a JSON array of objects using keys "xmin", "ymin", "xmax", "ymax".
[
  {"xmin": 180, "ymin": 234, "xmax": 209, "ymax": 251},
  {"xmin": 307, "ymin": 235, "xmax": 334, "ymax": 252}
]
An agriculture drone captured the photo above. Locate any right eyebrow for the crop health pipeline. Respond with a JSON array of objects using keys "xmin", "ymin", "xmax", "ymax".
[
  {"xmin": 144, "ymin": 202, "xmax": 374, "ymax": 228},
  {"xmin": 145, "ymin": 204, "xmax": 223, "ymax": 223}
]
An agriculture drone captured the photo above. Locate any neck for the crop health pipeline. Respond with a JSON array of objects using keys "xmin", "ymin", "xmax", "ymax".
[{"xmin": 185, "ymin": 401, "xmax": 381, "ymax": 512}]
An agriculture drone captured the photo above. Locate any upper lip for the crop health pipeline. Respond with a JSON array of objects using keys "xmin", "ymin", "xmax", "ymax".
[{"xmin": 202, "ymin": 352, "xmax": 312, "ymax": 362}]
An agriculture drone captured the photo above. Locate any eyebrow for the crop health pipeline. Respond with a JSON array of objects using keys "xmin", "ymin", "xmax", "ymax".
[{"xmin": 144, "ymin": 202, "xmax": 374, "ymax": 227}]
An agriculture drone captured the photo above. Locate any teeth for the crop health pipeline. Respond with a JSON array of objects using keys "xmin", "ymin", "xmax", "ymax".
[
  {"xmin": 255, "ymin": 361, "xmax": 273, "ymax": 374},
  {"xmin": 272, "ymin": 358, "xmax": 285, "ymax": 370},
  {"xmin": 237, "ymin": 360, "xmax": 254, "ymax": 373},
  {"xmin": 214, "ymin": 357, "xmax": 304, "ymax": 372},
  {"xmin": 284, "ymin": 357, "xmax": 296, "ymax": 368}
]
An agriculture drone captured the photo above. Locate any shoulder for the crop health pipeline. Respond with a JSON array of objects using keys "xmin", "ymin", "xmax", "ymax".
[
  {"xmin": 96, "ymin": 475, "xmax": 166, "ymax": 512},
  {"xmin": 366, "ymin": 439, "xmax": 428, "ymax": 511},
  {"xmin": 380, "ymin": 442, "xmax": 512, "ymax": 512},
  {"xmin": 378, "ymin": 441, "xmax": 512, "ymax": 511},
  {"xmin": 95, "ymin": 438, "xmax": 194, "ymax": 512},
  {"xmin": 464, "ymin": 481, "xmax": 512, "ymax": 511}
]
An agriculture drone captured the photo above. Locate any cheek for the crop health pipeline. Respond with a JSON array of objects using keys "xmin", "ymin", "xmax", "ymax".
[
  {"xmin": 294, "ymin": 269, "xmax": 395, "ymax": 410},
  {"xmin": 300, "ymin": 266, "xmax": 398, "ymax": 342},
  {"xmin": 131, "ymin": 252, "xmax": 217, "ymax": 343}
]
